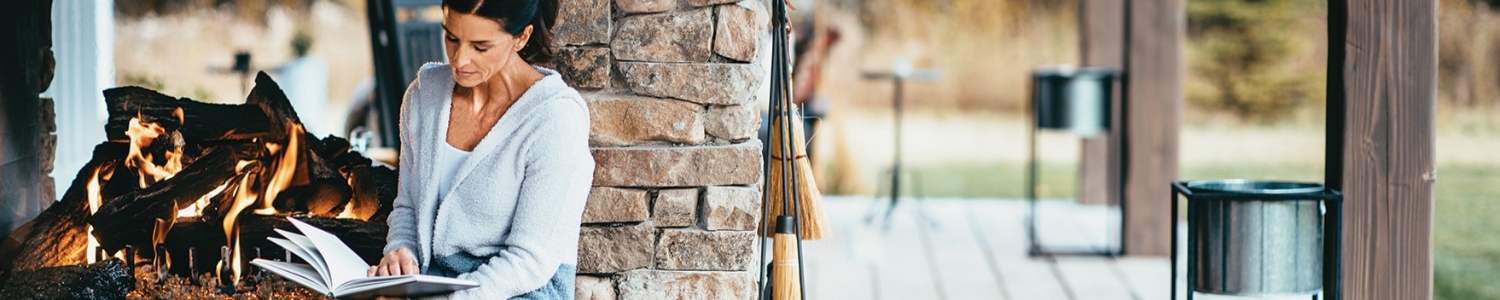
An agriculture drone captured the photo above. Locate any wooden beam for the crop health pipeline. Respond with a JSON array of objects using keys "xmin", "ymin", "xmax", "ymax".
[
  {"xmin": 1121, "ymin": 0, "xmax": 1183, "ymax": 256},
  {"xmin": 1335, "ymin": 0, "xmax": 1437, "ymax": 298},
  {"xmin": 1078, "ymin": 0, "xmax": 1126, "ymax": 206}
]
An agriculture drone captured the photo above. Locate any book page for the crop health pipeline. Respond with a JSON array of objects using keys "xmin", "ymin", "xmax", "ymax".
[
  {"xmin": 288, "ymin": 217, "xmax": 371, "ymax": 289},
  {"xmin": 274, "ymin": 230, "xmax": 332, "ymax": 286},
  {"xmin": 249, "ymin": 258, "xmax": 329, "ymax": 293},
  {"xmin": 334, "ymin": 275, "xmax": 480, "ymax": 298}
]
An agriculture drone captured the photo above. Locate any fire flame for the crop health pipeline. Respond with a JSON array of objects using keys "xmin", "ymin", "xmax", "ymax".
[
  {"xmin": 255, "ymin": 124, "xmax": 302, "ymax": 215},
  {"xmin": 88, "ymin": 109, "xmax": 367, "ymax": 287},
  {"xmin": 125, "ymin": 110, "xmax": 186, "ymax": 188},
  {"xmin": 85, "ymin": 168, "xmax": 103, "ymax": 264}
]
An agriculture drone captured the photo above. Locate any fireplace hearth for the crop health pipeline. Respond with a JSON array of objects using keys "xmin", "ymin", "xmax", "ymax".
[{"xmin": 0, "ymin": 72, "xmax": 396, "ymax": 298}]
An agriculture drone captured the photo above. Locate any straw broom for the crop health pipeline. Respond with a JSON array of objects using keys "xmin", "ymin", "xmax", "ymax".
[
  {"xmin": 760, "ymin": 1, "xmax": 816, "ymax": 299},
  {"xmin": 770, "ymin": 215, "xmax": 801, "ymax": 300},
  {"xmin": 762, "ymin": 105, "xmax": 828, "ymax": 240}
]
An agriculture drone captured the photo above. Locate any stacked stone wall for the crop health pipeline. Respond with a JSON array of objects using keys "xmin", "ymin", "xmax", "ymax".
[{"xmin": 550, "ymin": 0, "xmax": 769, "ymax": 298}]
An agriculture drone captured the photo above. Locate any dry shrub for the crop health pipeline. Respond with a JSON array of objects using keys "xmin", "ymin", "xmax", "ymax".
[
  {"xmin": 1184, "ymin": 0, "xmax": 1326, "ymax": 122},
  {"xmin": 1439, "ymin": 0, "xmax": 1500, "ymax": 110},
  {"xmin": 826, "ymin": 0, "xmax": 1079, "ymax": 112}
]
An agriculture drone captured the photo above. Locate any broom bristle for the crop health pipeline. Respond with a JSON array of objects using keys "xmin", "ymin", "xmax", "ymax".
[
  {"xmin": 763, "ymin": 110, "xmax": 830, "ymax": 240},
  {"xmin": 771, "ymin": 231, "xmax": 801, "ymax": 300}
]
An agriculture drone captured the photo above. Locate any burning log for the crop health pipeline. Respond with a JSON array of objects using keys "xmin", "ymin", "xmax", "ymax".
[
  {"xmin": 88, "ymin": 145, "xmax": 254, "ymax": 253},
  {"xmin": 277, "ymin": 146, "xmax": 354, "ymax": 217},
  {"xmin": 0, "ymin": 143, "xmax": 130, "ymax": 272},
  {"xmin": 103, "ymin": 87, "xmax": 271, "ymax": 143},
  {"xmin": 1, "ymin": 72, "xmax": 399, "ymax": 297},
  {"xmin": 244, "ymin": 71, "xmax": 303, "ymax": 143},
  {"xmin": 0, "ymin": 258, "xmax": 132, "ymax": 299},
  {"xmin": 162, "ymin": 215, "xmax": 390, "ymax": 276}
]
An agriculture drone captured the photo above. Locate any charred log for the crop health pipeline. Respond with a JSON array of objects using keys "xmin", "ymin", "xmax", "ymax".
[
  {"xmin": 0, "ymin": 143, "xmax": 129, "ymax": 272},
  {"xmin": 89, "ymin": 146, "xmax": 246, "ymax": 252},
  {"xmin": 163, "ymin": 215, "xmax": 388, "ymax": 275},
  {"xmin": 102, "ymin": 87, "xmax": 271, "ymax": 142},
  {"xmin": 0, "ymin": 258, "xmax": 132, "ymax": 300},
  {"xmin": 244, "ymin": 71, "xmax": 302, "ymax": 143}
]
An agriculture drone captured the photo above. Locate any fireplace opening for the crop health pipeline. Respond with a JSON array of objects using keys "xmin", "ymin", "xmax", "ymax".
[{"xmin": 0, "ymin": 72, "xmax": 396, "ymax": 298}]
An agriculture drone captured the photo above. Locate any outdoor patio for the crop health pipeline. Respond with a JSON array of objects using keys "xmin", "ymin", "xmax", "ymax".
[{"xmin": 799, "ymin": 196, "xmax": 1185, "ymax": 300}]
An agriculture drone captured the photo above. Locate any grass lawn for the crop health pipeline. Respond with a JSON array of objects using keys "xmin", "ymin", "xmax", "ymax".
[{"xmin": 883, "ymin": 161, "xmax": 1497, "ymax": 299}]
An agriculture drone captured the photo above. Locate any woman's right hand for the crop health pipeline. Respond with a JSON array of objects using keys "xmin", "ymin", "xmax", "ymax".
[{"xmin": 368, "ymin": 247, "xmax": 419, "ymax": 277}]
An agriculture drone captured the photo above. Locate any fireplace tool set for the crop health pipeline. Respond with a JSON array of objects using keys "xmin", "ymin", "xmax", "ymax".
[{"xmin": 756, "ymin": 0, "xmax": 829, "ymax": 299}]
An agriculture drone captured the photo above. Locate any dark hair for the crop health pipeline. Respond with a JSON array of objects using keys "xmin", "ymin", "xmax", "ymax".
[{"xmin": 443, "ymin": 0, "xmax": 558, "ymax": 64}]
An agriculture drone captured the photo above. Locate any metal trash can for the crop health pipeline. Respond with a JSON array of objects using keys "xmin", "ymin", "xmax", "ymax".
[
  {"xmin": 1030, "ymin": 67, "xmax": 1116, "ymax": 136},
  {"xmin": 1186, "ymin": 180, "xmax": 1324, "ymax": 296}
]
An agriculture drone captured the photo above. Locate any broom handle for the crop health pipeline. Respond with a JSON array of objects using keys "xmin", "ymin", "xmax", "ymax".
[
  {"xmin": 756, "ymin": 0, "xmax": 792, "ymax": 296},
  {"xmin": 774, "ymin": 3, "xmax": 811, "ymax": 300}
]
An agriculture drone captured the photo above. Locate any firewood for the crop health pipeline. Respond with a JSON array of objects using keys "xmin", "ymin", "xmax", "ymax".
[
  {"xmin": 0, "ymin": 258, "xmax": 131, "ymax": 299},
  {"xmin": 343, "ymin": 165, "xmax": 381, "ymax": 221},
  {"xmin": 162, "ymin": 215, "xmax": 389, "ymax": 275},
  {"xmin": 369, "ymin": 165, "xmax": 399, "ymax": 223},
  {"xmin": 244, "ymin": 71, "xmax": 302, "ymax": 143},
  {"xmin": 0, "ymin": 143, "xmax": 129, "ymax": 272},
  {"xmin": 88, "ymin": 146, "xmax": 247, "ymax": 253},
  {"xmin": 289, "ymin": 149, "xmax": 354, "ymax": 217},
  {"xmin": 102, "ymin": 86, "xmax": 271, "ymax": 142}
]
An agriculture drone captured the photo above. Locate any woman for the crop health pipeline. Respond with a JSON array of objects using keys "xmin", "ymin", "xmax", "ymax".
[{"xmin": 368, "ymin": 0, "xmax": 593, "ymax": 298}]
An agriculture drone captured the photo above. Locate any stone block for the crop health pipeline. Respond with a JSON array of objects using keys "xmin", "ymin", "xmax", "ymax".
[
  {"xmin": 615, "ymin": 0, "xmax": 675, "ymax": 14},
  {"xmin": 713, "ymin": 1, "xmax": 766, "ymax": 62},
  {"xmin": 617, "ymin": 270, "xmax": 755, "ymax": 299},
  {"xmin": 617, "ymin": 62, "xmax": 762, "ymax": 105},
  {"xmin": 556, "ymin": 47, "xmax": 611, "ymax": 89},
  {"xmin": 577, "ymin": 224, "xmax": 656, "ymax": 274},
  {"xmin": 40, "ymin": 176, "xmax": 55, "ymax": 205},
  {"xmin": 704, "ymin": 104, "xmax": 759, "ymax": 142},
  {"xmin": 555, "ymin": 0, "xmax": 610, "ymax": 45},
  {"xmin": 585, "ymin": 93, "xmax": 704, "ymax": 147},
  {"xmin": 612, "ymin": 9, "xmax": 714, "ymax": 63},
  {"xmin": 686, "ymin": 0, "xmax": 740, "ymax": 7},
  {"xmin": 654, "ymin": 230, "xmax": 756, "ymax": 270},
  {"xmin": 652, "ymin": 188, "xmax": 697, "ymax": 227},
  {"xmin": 576, "ymin": 275, "xmax": 616, "ymax": 300},
  {"xmin": 702, "ymin": 186, "xmax": 759, "ymax": 231},
  {"xmin": 591, "ymin": 141, "xmax": 762, "ymax": 187},
  {"xmin": 583, "ymin": 187, "xmax": 650, "ymax": 224},
  {"xmin": 38, "ymin": 97, "xmax": 55, "ymax": 133},
  {"xmin": 39, "ymin": 134, "xmax": 55, "ymax": 175}
]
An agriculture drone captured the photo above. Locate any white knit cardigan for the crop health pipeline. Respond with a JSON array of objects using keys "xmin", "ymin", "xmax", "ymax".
[{"xmin": 384, "ymin": 63, "xmax": 594, "ymax": 299}]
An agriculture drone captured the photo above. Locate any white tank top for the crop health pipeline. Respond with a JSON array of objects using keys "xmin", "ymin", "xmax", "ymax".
[{"xmin": 436, "ymin": 141, "xmax": 472, "ymax": 201}]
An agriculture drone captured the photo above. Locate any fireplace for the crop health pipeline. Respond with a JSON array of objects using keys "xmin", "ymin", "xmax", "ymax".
[{"xmin": 0, "ymin": 72, "xmax": 396, "ymax": 298}]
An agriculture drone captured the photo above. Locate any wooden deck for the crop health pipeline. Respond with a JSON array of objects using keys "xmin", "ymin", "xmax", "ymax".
[{"xmin": 793, "ymin": 196, "xmax": 1186, "ymax": 300}]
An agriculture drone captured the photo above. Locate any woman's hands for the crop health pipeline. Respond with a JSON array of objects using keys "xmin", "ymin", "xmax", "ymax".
[
  {"xmin": 369, "ymin": 248, "xmax": 419, "ymax": 300},
  {"xmin": 369, "ymin": 247, "xmax": 420, "ymax": 277}
]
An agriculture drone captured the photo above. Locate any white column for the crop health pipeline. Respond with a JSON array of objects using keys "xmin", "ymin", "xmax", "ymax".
[{"xmin": 42, "ymin": 0, "xmax": 113, "ymax": 199}]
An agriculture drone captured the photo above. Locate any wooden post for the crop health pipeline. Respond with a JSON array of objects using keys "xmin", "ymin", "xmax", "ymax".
[
  {"xmin": 1121, "ymin": 0, "xmax": 1183, "ymax": 256},
  {"xmin": 1329, "ymin": 0, "xmax": 1437, "ymax": 298},
  {"xmin": 1078, "ymin": 0, "xmax": 1125, "ymax": 206}
]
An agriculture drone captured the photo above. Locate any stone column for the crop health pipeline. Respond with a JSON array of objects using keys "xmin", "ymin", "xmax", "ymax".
[
  {"xmin": 0, "ymin": 0, "xmax": 55, "ymax": 235},
  {"xmin": 551, "ymin": 0, "xmax": 769, "ymax": 299}
]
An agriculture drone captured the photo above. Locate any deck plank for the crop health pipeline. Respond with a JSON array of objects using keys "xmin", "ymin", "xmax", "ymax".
[
  {"xmin": 805, "ymin": 199, "xmax": 876, "ymax": 300},
  {"xmin": 922, "ymin": 201, "xmax": 1006, "ymax": 300},
  {"xmin": 872, "ymin": 200, "xmax": 943, "ymax": 300},
  {"xmin": 794, "ymin": 197, "xmax": 1175, "ymax": 300},
  {"xmin": 967, "ymin": 201, "xmax": 1070, "ymax": 299},
  {"xmin": 1054, "ymin": 257, "xmax": 1135, "ymax": 300}
]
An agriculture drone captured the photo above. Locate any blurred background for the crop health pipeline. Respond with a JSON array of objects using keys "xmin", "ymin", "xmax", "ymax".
[{"xmin": 109, "ymin": 0, "xmax": 1497, "ymax": 298}]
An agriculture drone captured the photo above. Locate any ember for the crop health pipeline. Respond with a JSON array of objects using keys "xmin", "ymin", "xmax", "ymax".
[{"xmin": 0, "ymin": 72, "xmax": 397, "ymax": 296}]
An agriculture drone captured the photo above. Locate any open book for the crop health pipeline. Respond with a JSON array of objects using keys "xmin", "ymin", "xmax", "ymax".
[{"xmin": 250, "ymin": 217, "xmax": 478, "ymax": 299}]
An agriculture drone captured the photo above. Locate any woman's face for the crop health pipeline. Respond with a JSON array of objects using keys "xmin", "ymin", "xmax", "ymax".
[{"xmin": 442, "ymin": 10, "xmax": 531, "ymax": 88}]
